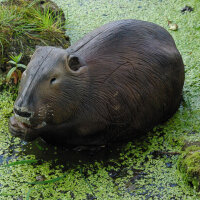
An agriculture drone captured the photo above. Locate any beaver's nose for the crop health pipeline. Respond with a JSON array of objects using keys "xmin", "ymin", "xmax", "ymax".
[{"xmin": 13, "ymin": 106, "xmax": 32, "ymax": 118}]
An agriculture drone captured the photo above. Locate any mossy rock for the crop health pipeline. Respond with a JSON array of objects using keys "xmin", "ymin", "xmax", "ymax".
[
  {"xmin": 0, "ymin": 0, "xmax": 70, "ymax": 72},
  {"xmin": 178, "ymin": 145, "xmax": 200, "ymax": 191}
]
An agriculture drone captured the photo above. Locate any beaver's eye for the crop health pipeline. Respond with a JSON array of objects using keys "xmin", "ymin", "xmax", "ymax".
[{"xmin": 50, "ymin": 77, "xmax": 56, "ymax": 84}]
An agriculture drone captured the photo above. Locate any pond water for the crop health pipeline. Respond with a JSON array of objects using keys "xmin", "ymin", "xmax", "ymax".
[{"xmin": 0, "ymin": 0, "xmax": 200, "ymax": 199}]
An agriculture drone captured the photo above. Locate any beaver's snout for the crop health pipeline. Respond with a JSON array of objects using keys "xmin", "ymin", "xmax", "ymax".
[
  {"xmin": 9, "ymin": 116, "xmax": 40, "ymax": 141},
  {"xmin": 13, "ymin": 105, "xmax": 35, "ymax": 125},
  {"xmin": 14, "ymin": 107, "xmax": 32, "ymax": 118}
]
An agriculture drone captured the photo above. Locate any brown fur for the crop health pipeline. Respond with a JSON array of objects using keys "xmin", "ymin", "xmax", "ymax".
[{"xmin": 9, "ymin": 19, "xmax": 184, "ymax": 146}]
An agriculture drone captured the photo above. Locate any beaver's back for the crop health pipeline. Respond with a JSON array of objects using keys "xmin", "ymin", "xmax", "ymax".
[{"xmin": 69, "ymin": 19, "xmax": 184, "ymax": 133}]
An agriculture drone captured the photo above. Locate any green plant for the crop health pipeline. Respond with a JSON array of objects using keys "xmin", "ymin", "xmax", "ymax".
[
  {"xmin": 6, "ymin": 53, "xmax": 26, "ymax": 84},
  {"xmin": 0, "ymin": 0, "xmax": 69, "ymax": 72},
  {"xmin": 29, "ymin": 7, "xmax": 63, "ymax": 33}
]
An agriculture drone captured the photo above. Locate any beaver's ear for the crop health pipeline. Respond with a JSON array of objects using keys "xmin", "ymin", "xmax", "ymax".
[{"xmin": 67, "ymin": 55, "xmax": 82, "ymax": 71}]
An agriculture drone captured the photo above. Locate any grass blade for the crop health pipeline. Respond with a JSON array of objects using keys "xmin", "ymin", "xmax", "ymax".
[
  {"xmin": 15, "ymin": 52, "xmax": 23, "ymax": 63},
  {"xmin": 26, "ymin": 188, "xmax": 35, "ymax": 200},
  {"xmin": 79, "ymin": 168, "xmax": 96, "ymax": 198},
  {"xmin": 35, "ymin": 141, "xmax": 44, "ymax": 151},
  {"xmin": 6, "ymin": 67, "xmax": 16, "ymax": 82},
  {"xmin": 2, "ymin": 159, "xmax": 38, "ymax": 167},
  {"xmin": 28, "ymin": 173, "xmax": 66, "ymax": 185}
]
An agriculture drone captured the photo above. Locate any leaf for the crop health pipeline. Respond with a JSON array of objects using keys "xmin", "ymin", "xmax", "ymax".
[
  {"xmin": 167, "ymin": 20, "xmax": 178, "ymax": 31},
  {"xmin": 28, "ymin": 173, "xmax": 66, "ymax": 185},
  {"xmin": 8, "ymin": 60, "xmax": 17, "ymax": 65},
  {"xmin": 17, "ymin": 63, "xmax": 26, "ymax": 69},
  {"xmin": 6, "ymin": 67, "xmax": 17, "ymax": 82},
  {"xmin": 15, "ymin": 52, "xmax": 23, "ymax": 63},
  {"xmin": 16, "ymin": 69, "xmax": 22, "ymax": 81},
  {"xmin": 2, "ymin": 159, "xmax": 38, "ymax": 167},
  {"xmin": 9, "ymin": 53, "xmax": 23, "ymax": 63},
  {"xmin": 9, "ymin": 55, "xmax": 16, "ymax": 62},
  {"xmin": 35, "ymin": 142, "xmax": 44, "ymax": 151},
  {"xmin": 169, "ymin": 23, "xmax": 178, "ymax": 31}
]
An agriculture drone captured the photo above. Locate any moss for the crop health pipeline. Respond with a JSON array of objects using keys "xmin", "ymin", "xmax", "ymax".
[{"xmin": 178, "ymin": 146, "xmax": 200, "ymax": 191}]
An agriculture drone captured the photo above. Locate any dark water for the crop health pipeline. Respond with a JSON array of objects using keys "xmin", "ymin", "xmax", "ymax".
[{"xmin": 19, "ymin": 137, "xmax": 126, "ymax": 167}]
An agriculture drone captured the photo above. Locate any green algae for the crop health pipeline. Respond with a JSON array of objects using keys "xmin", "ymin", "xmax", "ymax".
[
  {"xmin": 178, "ymin": 146, "xmax": 200, "ymax": 191},
  {"xmin": 1, "ymin": 159, "xmax": 38, "ymax": 167},
  {"xmin": 0, "ymin": 0, "xmax": 200, "ymax": 199}
]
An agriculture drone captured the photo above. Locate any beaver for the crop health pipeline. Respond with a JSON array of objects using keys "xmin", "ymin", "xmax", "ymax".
[{"xmin": 9, "ymin": 19, "xmax": 184, "ymax": 146}]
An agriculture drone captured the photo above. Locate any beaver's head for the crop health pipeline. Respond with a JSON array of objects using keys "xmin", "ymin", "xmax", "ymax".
[{"xmin": 9, "ymin": 46, "xmax": 88, "ymax": 141}]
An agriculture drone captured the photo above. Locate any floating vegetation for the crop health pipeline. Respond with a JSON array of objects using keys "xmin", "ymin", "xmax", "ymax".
[
  {"xmin": 1, "ymin": 159, "xmax": 38, "ymax": 167},
  {"xmin": 28, "ymin": 173, "xmax": 67, "ymax": 185},
  {"xmin": 0, "ymin": 0, "xmax": 200, "ymax": 199}
]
